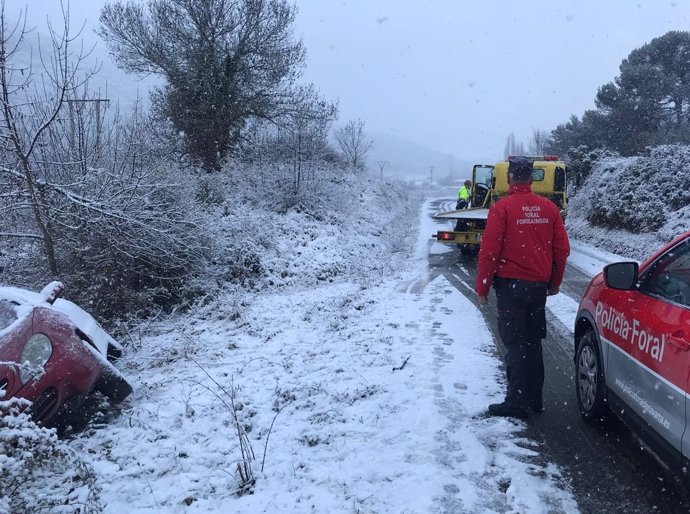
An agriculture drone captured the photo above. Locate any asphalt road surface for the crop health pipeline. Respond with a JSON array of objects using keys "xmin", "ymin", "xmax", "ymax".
[{"xmin": 426, "ymin": 198, "xmax": 690, "ymax": 514}]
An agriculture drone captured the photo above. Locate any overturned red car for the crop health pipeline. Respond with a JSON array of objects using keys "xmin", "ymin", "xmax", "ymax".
[{"xmin": 0, "ymin": 281, "xmax": 132, "ymax": 426}]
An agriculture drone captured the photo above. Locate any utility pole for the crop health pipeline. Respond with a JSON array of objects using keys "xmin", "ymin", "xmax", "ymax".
[
  {"xmin": 375, "ymin": 160, "xmax": 389, "ymax": 179},
  {"xmin": 429, "ymin": 165, "xmax": 434, "ymax": 185}
]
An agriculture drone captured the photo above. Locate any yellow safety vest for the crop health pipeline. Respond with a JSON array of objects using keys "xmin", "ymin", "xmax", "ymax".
[{"xmin": 458, "ymin": 186, "xmax": 470, "ymax": 201}]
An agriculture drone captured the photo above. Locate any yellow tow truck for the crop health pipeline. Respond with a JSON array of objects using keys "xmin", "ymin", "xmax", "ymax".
[{"xmin": 432, "ymin": 155, "xmax": 568, "ymax": 250}]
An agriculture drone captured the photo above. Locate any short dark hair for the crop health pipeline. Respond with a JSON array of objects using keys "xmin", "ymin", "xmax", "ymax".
[{"xmin": 508, "ymin": 156, "xmax": 533, "ymax": 182}]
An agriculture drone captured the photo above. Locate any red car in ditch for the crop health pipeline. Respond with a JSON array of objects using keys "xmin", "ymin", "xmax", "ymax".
[
  {"xmin": 0, "ymin": 282, "xmax": 132, "ymax": 426},
  {"xmin": 575, "ymin": 230, "xmax": 690, "ymax": 477}
]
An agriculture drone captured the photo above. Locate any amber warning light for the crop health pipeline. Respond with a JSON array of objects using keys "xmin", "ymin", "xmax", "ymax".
[{"xmin": 507, "ymin": 155, "xmax": 560, "ymax": 162}]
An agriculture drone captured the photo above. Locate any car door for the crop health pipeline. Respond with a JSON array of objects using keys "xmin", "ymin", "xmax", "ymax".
[
  {"xmin": 471, "ymin": 165, "xmax": 494, "ymax": 208},
  {"xmin": 623, "ymin": 237, "xmax": 690, "ymax": 455}
]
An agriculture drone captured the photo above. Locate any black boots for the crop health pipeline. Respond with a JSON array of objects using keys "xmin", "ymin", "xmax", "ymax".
[{"xmin": 488, "ymin": 402, "xmax": 529, "ymax": 420}]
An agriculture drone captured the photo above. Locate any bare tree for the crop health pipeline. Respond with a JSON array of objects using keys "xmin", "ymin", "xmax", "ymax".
[
  {"xmin": 0, "ymin": 4, "xmax": 205, "ymax": 309},
  {"xmin": 276, "ymin": 85, "xmax": 338, "ymax": 192},
  {"xmin": 237, "ymin": 84, "xmax": 339, "ymax": 196},
  {"xmin": 0, "ymin": 2, "xmax": 98, "ymax": 274},
  {"xmin": 503, "ymin": 132, "xmax": 526, "ymax": 158},
  {"xmin": 99, "ymin": 0, "xmax": 306, "ymax": 171},
  {"xmin": 529, "ymin": 128, "xmax": 551, "ymax": 156},
  {"xmin": 334, "ymin": 119, "xmax": 373, "ymax": 171}
]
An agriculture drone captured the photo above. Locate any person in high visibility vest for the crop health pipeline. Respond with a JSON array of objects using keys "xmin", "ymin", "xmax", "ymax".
[{"xmin": 456, "ymin": 180, "xmax": 472, "ymax": 209}]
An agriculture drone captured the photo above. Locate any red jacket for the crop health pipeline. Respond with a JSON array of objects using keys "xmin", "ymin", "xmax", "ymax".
[{"xmin": 475, "ymin": 183, "xmax": 570, "ymax": 297}]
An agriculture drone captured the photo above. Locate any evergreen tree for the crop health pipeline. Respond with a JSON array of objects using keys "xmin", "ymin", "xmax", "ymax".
[{"xmin": 99, "ymin": 0, "xmax": 306, "ymax": 170}]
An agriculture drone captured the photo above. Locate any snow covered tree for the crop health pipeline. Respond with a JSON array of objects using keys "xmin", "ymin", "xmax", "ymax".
[
  {"xmin": 547, "ymin": 110, "xmax": 609, "ymax": 157},
  {"xmin": 607, "ymin": 31, "xmax": 690, "ymax": 128},
  {"xmin": 0, "ymin": 3, "xmax": 100, "ymax": 274},
  {"xmin": 0, "ymin": 5, "xmax": 205, "ymax": 315},
  {"xmin": 334, "ymin": 118, "xmax": 373, "ymax": 171},
  {"xmin": 555, "ymin": 31, "xmax": 690, "ymax": 157},
  {"xmin": 99, "ymin": 0, "xmax": 306, "ymax": 171},
  {"xmin": 271, "ymin": 85, "xmax": 338, "ymax": 191}
]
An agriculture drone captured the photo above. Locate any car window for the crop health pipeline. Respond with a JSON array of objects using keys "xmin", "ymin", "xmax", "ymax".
[
  {"xmin": 0, "ymin": 299, "xmax": 18, "ymax": 331},
  {"xmin": 531, "ymin": 168, "xmax": 545, "ymax": 182},
  {"xmin": 639, "ymin": 239, "xmax": 690, "ymax": 307}
]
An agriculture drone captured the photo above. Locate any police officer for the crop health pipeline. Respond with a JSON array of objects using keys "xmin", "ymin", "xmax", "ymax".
[
  {"xmin": 475, "ymin": 156, "xmax": 570, "ymax": 420},
  {"xmin": 456, "ymin": 179, "xmax": 472, "ymax": 209}
]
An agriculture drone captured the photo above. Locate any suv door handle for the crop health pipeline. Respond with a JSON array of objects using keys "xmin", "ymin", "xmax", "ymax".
[{"xmin": 668, "ymin": 330, "xmax": 690, "ymax": 352}]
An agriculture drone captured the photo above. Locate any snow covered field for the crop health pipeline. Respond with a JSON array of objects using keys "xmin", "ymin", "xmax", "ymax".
[{"xmin": 60, "ymin": 191, "xmax": 624, "ymax": 514}]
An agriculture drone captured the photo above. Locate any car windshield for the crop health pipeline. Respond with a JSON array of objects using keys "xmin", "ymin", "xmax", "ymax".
[{"xmin": 0, "ymin": 299, "xmax": 18, "ymax": 332}]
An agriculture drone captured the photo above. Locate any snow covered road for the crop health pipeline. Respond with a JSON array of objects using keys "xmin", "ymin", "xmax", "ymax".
[{"xmin": 428, "ymin": 195, "xmax": 690, "ymax": 514}]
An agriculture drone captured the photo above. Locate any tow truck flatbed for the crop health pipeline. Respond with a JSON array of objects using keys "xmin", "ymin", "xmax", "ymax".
[{"xmin": 433, "ymin": 208, "xmax": 489, "ymax": 221}]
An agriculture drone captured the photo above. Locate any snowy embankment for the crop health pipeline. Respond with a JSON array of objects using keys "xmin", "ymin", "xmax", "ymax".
[
  {"xmin": 566, "ymin": 145, "xmax": 690, "ymax": 260},
  {"xmin": 60, "ymin": 181, "xmax": 587, "ymax": 514}
]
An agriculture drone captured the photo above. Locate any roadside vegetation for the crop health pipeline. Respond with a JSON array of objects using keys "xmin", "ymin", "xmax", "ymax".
[
  {"xmin": 0, "ymin": 0, "xmax": 385, "ymax": 321},
  {"xmin": 0, "ymin": 2, "xmax": 418, "ymax": 510}
]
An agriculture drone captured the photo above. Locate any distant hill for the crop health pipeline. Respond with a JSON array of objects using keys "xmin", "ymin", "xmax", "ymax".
[{"xmin": 365, "ymin": 131, "xmax": 475, "ymax": 183}]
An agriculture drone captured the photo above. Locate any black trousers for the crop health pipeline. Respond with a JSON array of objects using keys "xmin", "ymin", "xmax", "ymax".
[{"xmin": 494, "ymin": 277, "xmax": 548, "ymax": 410}]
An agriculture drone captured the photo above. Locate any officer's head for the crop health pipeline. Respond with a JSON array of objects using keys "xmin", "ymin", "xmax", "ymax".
[
  {"xmin": 464, "ymin": 179, "xmax": 472, "ymax": 187},
  {"xmin": 508, "ymin": 156, "xmax": 533, "ymax": 184}
]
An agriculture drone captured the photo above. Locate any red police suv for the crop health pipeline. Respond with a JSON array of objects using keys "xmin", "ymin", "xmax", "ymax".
[{"xmin": 575, "ymin": 230, "xmax": 690, "ymax": 475}]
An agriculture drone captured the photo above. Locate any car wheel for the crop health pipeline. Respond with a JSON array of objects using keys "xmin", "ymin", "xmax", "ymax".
[
  {"xmin": 96, "ymin": 368, "xmax": 133, "ymax": 405},
  {"xmin": 575, "ymin": 329, "xmax": 608, "ymax": 423}
]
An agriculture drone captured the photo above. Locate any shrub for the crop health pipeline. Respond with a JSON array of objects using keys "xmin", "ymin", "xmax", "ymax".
[{"xmin": 0, "ymin": 399, "xmax": 102, "ymax": 513}]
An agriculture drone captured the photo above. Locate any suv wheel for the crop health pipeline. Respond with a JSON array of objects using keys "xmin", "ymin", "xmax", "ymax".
[{"xmin": 576, "ymin": 329, "xmax": 608, "ymax": 423}]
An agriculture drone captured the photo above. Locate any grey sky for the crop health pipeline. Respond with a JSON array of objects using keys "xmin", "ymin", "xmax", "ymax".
[{"xmin": 7, "ymin": 0, "xmax": 690, "ymax": 161}]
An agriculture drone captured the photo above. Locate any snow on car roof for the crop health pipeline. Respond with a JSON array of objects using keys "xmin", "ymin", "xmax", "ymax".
[
  {"xmin": 0, "ymin": 284, "xmax": 122, "ymax": 356},
  {"xmin": 0, "ymin": 288, "xmax": 41, "ymax": 339}
]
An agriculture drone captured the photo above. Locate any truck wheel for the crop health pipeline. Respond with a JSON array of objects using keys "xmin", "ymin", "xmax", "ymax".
[
  {"xmin": 96, "ymin": 368, "xmax": 133, "ymax": 405},
  {"xmin": 458, "ymin": 244, "xmax": 477, "ymax": 257},
  {"xmin": 575, "ymin": 329, "xmax": 608, "ymax": 423}
]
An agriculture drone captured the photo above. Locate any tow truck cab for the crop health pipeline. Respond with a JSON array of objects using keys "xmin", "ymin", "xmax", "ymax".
[{"xmin": 432, "ymin": 155, "xmax": 568, "ymax": 249}]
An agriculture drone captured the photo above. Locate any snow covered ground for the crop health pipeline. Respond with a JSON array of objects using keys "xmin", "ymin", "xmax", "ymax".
[
  {"xmin": 56, "ymin": 192, "xmax": 637, "ymax": 514},
  {"xmin": 4, "ymin": 180, "xmax": 647, "ymax": 513}
]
